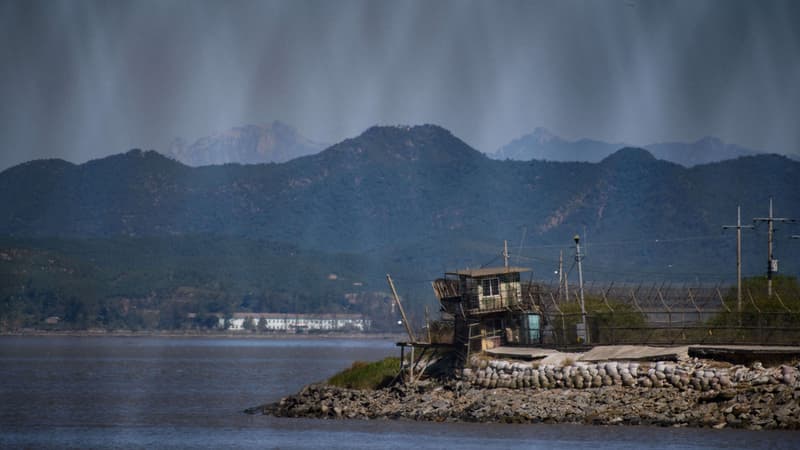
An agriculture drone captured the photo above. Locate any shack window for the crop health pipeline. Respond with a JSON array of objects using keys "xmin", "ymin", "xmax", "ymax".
[{"xmin": 482, "ymin": 278, "xmax": 499, "ymax": 296}]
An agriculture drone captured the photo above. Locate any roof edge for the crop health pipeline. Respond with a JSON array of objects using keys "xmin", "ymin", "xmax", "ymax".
[{"xmin": 445, "ymin": 266, "xmax": 531, "ymax": 277}]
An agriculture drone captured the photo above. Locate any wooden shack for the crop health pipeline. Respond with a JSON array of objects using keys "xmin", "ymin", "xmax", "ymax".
[{"xmin": 432, "ymin": 266, "xmax": 541, "ymax": 361}]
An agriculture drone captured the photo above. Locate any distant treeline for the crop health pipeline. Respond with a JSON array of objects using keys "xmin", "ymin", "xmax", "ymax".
[
  {"xmin": 2, "ymin": 235, "xmax": 799, "ymax": 333},
  {"xmin": 0, "ymin": 236, "xmax": 407, "ymax": 331}
]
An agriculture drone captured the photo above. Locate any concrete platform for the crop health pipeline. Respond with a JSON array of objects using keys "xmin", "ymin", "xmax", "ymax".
[
  {"xmin": 688, "ymin": 345, "xmax": 800, "ymax": 365},
  {"xmin": 486, "ymin": 346, "xmax": 581, "ymax": 365},
  {"xmin": 485, "ymin": 347, "xmax": 559, "ymax": 361},
  {"xmin": 581, "ymin": 345, "xmax": 689, "ymax": 362}
]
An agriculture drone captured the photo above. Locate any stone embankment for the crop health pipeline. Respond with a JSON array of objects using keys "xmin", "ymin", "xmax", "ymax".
[{"xmin": 250, "ymin": 357, "xmax": 800, "ymax": 430}]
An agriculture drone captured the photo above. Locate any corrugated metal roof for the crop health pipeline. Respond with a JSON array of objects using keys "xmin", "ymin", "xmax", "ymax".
[{"xmin": 445, "ymin": 266, "xmax": 531, "ymax": 278}]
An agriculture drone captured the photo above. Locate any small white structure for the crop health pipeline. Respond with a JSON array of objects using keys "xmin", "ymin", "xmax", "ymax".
[{"xmin": 221, "ymin": 313, "xmax": 371, "ymax": 332}]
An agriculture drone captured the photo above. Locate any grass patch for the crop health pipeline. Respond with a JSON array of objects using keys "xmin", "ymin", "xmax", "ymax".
[{"xmin": 327, "ymin": 357, "xmax": 401, "ymax": 390}]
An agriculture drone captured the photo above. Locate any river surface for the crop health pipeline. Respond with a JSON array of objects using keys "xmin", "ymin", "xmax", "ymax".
[{"xmin": 1, "ymin": 336, "xmax": 798, "ymax": 449}]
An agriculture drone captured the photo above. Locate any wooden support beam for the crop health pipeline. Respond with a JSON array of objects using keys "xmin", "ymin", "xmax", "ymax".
[
  {"xmin": 387, "ymin": 274, "xmax": 416, "ymax": 343},
  {"xmin": 424, "ymin": 306, "xmax": 431, "ymax": 343}
]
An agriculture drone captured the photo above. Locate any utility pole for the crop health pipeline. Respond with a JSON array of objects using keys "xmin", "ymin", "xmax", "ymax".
[
  {"xmin": 723, "ymin": 206, "xmax": 753, "ymax": 315},
  {"xmin": 558, "ymin": 250, "xmax": 564, "ymax": 301},
  {"xmin": 503, "ymin": 240, "xmax": 509, "ymax": 269},
  {"xmin": 563, "ymin": 251, "xmax": 569, "ymax": 304},
  {"xmin": 753, "ymin": 197, "xmax": 796, "ymax": 297},
  {"xmin": 574, "ymin": 235, "xmax": 588, "ymax": 344}
]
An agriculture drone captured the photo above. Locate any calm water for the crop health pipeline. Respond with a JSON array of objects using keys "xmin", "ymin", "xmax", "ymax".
[{"xmin": 1, "ymin": 336, "xmax": 798, "ymax": 449}]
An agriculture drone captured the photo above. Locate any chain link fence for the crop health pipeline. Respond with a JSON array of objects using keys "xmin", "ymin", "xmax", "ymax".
[{"xmin": 527, "ymin": 281, "xmax": 800, "ymax": 347}]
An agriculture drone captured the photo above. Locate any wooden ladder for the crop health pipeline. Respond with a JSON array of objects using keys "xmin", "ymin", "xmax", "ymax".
[{"xmin": 454, "ymin": 321, "xmax": 481, "ymax": 367}]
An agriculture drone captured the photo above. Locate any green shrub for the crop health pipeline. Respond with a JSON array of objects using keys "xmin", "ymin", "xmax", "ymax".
[{"xmin": 327, "ymin": 357, "xmax": 400, "ymax": 390}]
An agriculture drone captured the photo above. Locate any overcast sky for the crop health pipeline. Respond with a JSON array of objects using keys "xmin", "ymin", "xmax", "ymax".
[{"xmin": 1, "ymin": 0, "xmax": 799, "ymax": 170}]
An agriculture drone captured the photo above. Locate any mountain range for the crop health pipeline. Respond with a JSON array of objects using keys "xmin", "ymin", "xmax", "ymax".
[
  {"xmin": 2, "ymin": 124, "xmax": 798, "ymax": 266},
  {"xmin": 164, "ymin": 121, "xmax": 769, "ymax": 168},
  {"xmin": 166, "ymin": 121, "xmax": 327, "ymax": 166},
  {"xmin": 1, "ymin": 124, "xmax": 799, "ymax": 329},
  {"xmin": 492, "ymin": 127, "xmax": 763, "ymax": 167}
]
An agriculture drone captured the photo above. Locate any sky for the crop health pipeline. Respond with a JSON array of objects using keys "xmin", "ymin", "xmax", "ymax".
[{"xmin": 1, "ymin": 0, "xmax": 799, "ymax": 170}]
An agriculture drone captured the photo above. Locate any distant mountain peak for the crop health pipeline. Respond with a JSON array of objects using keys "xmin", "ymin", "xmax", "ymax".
[
  {"xmin": 327, "ymin": 124, "xmax": 482, "ymax": 164},
  {"xmin": 86, "ymin": 148, "xmax": 183, "ymax": 169},
  {"xmin": 361, "ymin": 123, "xmax": 454, "ymax": 138},
  {"xmin": 529, "ymin": 127, "xmax": 559, "ymax": 144},
  {"xmin": 210, "ymin": 120, "xmax": 296, "ymax": 139},
  {"xmin": 601, "ymin": 147, "xmax": 657, "ymax": 164},
  {"xmin": 493, "ymin": 127, "xmax": 617, "ymax": 162},
  {"xmin": 167, "ymin": 121, "xmax": 326, "ymax": 166},
  {"xmin": 0, "ymin": 157, "xmax": 76, "ymax": 177},
  {"xmin": 124, "ymin": 148, "xmax": 162, "ymax": 158},
  {"xmin": 493, "ymin": 127, "xmax": 762, "ymax": 166},
  {"xmin": 694, "ymin": 136, "xmax": 724, "ymax": 149},
  {"xmin": 352, "ymin": 124, "xmax": 463, "ymax": 145},
  {"xmin": 645, "ymin": 136, "xmax": 759, "ymax": 167}
]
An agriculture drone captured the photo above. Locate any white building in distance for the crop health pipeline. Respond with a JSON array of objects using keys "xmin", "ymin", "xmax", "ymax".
[{"xmin": 222, "ymin": 313, "xmax": 371, "ymax": 332}]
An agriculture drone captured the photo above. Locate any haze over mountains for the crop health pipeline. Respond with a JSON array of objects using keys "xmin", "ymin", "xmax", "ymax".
[
  {"xmin": 166, "ymin": 121, "xmax": 327, "ymax": 166},
  {"xmin": 164, "ymin": 121, "xmax": 771, "ymax": 168},
  {"xmin": 492, "ymin": 127, "xmax": 763, "ymax": 167}
]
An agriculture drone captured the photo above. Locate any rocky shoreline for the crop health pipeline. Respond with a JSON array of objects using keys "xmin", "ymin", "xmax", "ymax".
[{"xmin": 249, "ymin": 357, "xmax": 800, "ymax": 430}]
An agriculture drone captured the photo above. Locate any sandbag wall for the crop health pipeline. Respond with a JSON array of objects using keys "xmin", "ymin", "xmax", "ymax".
[{"xmin": 462, "ymin": 358, "xmax": 799, "ymax": 391}]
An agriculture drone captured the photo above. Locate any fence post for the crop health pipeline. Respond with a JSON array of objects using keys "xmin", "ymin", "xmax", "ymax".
[
  {"xmin": 611, "ymin": 314, "xmax": 615, "ymax": 345},
  {"xmin": 774, "ymin": 290, "xmax": 793, "ymax": 313},
  {"xmin": 687, "ymin": 288, "xmax": 701, "ymax": 323},
  {"xmin": 746, "ymin": 288, "xmax": 761, "ymax": 344},
  {"xmin": 548, "ymin": 292, "xmax": 567, "ymax": 347},
  {"xmin": 657, "ymin": 287, "xmax": 671, "ymax": 343}
]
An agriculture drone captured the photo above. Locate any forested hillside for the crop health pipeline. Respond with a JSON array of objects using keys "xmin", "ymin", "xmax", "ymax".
[{"xmin": 2, "ymin": 125, "xmax": 799, "ymax": 330}]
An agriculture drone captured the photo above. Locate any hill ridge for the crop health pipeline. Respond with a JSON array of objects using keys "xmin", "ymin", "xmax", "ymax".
[{"xmin": 0, "ymin": 124, "xmax": 797, "ymax": 281}]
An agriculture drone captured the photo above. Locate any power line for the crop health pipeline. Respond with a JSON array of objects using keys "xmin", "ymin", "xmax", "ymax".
[
  {"xmin": 479, "ymin": 252, "xmax": 502, "ymax": 268},
  {"xmin": 518, "ymin": 234, "xmax": 728, "ymax": 250},
  {"xmin": 515, "ymin": 253, "xmax": 733, "ymax": 278}
]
